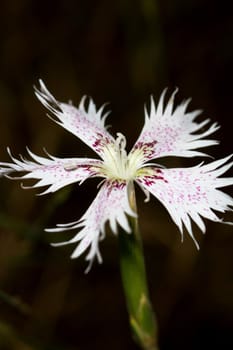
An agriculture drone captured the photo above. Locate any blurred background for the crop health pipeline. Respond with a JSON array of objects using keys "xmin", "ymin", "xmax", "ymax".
[{"xmin": 0, "ymin": 0, "xmax": 233, "ymax": 349}]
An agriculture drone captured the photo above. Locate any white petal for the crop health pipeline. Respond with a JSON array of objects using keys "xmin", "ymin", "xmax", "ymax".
[
  {"xmin": 35, "ymin": 80, "xmax": 115, "ymax": 158},
  {"xmin": 0, "ymin": 148, "xmax": 101, "ymax": 194},
  {"xmin": 137, "ymin": 156, "xmax": 233, "ymax": 247},
  {"xmin": 0, "ymin": 168, "xmax": 10, "ymax": 176},
  {"xmin": 47, "ymin": 180, "xmax": 136, "ymax": 271},
  {"xmin": 130, "ymin": 90, "xmax": 219, "ymax": 163}
]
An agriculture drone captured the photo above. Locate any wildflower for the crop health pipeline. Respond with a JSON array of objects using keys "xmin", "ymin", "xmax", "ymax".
[{"xmin": 0, "ymin": 81, "xmax": 232, "ymax": 269}]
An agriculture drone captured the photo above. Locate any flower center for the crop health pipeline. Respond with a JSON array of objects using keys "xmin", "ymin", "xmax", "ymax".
[{"xmin": 100, "ymin": 133, "xmax": 140, "ymax": 181}]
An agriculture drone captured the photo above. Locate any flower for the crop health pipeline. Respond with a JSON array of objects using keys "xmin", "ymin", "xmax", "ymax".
[{"xmin": 0, "ymin": 81, "xmax": 232, "ymax": 269}]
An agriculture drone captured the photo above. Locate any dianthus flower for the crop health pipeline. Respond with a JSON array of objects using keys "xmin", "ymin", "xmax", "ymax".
[{"xmin": 1, "ymin": 81, "xmax": 232, "ymax": 269}]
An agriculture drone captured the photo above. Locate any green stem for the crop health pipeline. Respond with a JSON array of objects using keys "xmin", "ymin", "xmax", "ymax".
[{"xmin": 118, "ymin": 183, "xmax": 159, "ymax": 350}]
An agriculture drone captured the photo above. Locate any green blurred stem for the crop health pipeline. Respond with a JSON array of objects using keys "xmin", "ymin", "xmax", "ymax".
[{"xmin": 118, "ymin": 182, "xmax": 159, "ymax": 350}]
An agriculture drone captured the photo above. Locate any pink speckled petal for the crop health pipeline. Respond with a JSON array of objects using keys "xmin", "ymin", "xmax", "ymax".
[
  {"xmin": 130, "ymin": 90, "xmax": 219, "ymax": 163},
  {"xmin": 137, "ymin": 155, "xmax": 233, "ymax": 247},
  {"xmin": 0, "ymin": 148, "xmax": 102, "ymax": 195},
  {"xmin": 35, "ymin": 80, "xmax": 115, "ymax": 158},
  {"xmin": 46, "ymin": 180, "xmax": 136, "ymax": 271}
]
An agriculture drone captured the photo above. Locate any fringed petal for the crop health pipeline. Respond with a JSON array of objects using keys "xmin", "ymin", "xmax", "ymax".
[
  {"xmin": 0, "ymin": 148, "xmax": 101, "ymax": 194},
  {"xmin": 46, "ymin": 180, "xmax": 136, "ymax": 272},
  {"xmin": 130, "ymin": 90, "xmax": 219, "ymax": 163},
  {"xmin": 137, "ymin": 155, "xmax": 233, "ymax": 247},
  {"xmin": 35, "ymin": 80, "xmax": 115, "ymax": 158}
]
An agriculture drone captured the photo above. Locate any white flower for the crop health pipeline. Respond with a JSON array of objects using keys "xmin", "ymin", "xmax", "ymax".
[{"xmin": 0, "ymin": 81, "xmax": 232, "ymax": 270}]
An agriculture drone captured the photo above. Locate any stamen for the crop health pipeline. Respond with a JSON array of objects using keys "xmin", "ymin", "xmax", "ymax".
[
  {"xmin": 116, "ymin": 132, "xmax": 127, "ymax": 151},
  {"xmin": 64, "ymin": 163, "xmax": 78, "ymax": 171}
]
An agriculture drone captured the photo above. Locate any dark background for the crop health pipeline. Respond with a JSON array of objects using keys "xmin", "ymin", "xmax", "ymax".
[{"xmin": 0, "ymin": 0, "xmax": 232, "ymax": 349}]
